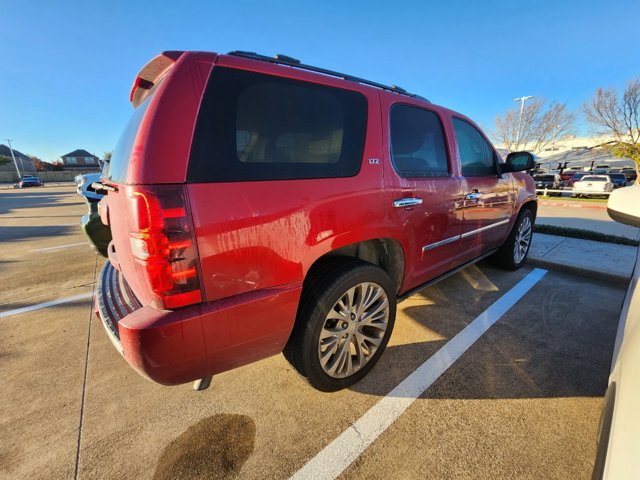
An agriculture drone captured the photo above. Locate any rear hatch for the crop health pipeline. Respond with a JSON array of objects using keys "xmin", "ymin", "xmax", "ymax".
[{"xmin": 102, "ymin": 51, "xmax": 215, "ymax": 310}]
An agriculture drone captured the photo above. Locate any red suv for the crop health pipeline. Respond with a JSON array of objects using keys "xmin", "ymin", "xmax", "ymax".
[{"xmin": 96, "ymin": 51, "xmax": 537, "ymax": 392}]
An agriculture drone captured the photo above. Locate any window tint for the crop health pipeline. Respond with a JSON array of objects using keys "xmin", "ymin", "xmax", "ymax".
[
  {"xmin": 453, "ymin": 118, "xmax": 496, "ymax": 177},
  {"xmin": 389, "ymin": 105, "xmax": 449, "ymax": 177},
  {"xmin": 188, "ymin": 67, "xmax": 367, "ymax": 182}
]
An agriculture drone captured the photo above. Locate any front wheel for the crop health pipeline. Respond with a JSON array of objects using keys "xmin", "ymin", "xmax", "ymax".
[
  {"xmin": 283, "ymin": 260, "xmax": 396, "ymax": 392},
  {"xmin": 490, "ymin": 209, "xmax": 534, "ymax": 270}
]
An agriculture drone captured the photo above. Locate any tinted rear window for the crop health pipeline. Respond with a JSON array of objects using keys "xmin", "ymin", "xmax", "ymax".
[
  {"xmin": 108, "ymin": 99, "xmax": 151, "ymax": 182},
  {"xmin": 188, "ymin": 67, "xmax": 367, "ymax": 182},
  {"xmin": 534, "ymin": 175, "xmax": 556, "ymax": 181},
  {"xmin": 581, "ymin": 176, "xmax": 606, "ymax": 182},
  {"xmin": 390, "ymin": 104, "xmax": 449, "ymax": 177}
]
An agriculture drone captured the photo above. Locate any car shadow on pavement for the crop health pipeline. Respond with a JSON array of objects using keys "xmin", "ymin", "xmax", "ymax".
[
  {"xmin": 352, "ymin": 271, "xmax": 621, "ymax": 400},
  {"xmin": 0, "ymin": 191, "xmax": 84, "ymax": 215},
  {"xmin": 6, "ymin": 191, "xmax": 71, "ymax": 196},
  {"xmin": 0, "ymin": 225, "xmax": 75, "ymax": 243}
]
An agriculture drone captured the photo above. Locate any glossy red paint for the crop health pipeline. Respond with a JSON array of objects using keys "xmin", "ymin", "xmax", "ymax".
[
  {"xmin": 188, "ymin": 79, "xmax": 386, "ymax": 302},
  {"xmin": 118, "ymin": 284, "xmax": 301, "ymax": 385},
  {"xmin": 379, "ymin": 96, "xmax": 466, "ymax": 291},
  {"xmin": 99, "ymin": 50, "xmax": 537, "ymax": 387}
]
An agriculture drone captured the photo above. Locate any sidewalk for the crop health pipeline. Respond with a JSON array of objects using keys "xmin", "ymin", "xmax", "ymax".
[{"xmin": 528, "ymin": 233, "xmax": 638, "ymax": 285}]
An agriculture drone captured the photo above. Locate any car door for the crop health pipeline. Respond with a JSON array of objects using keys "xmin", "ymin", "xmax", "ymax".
[
  {"xmin": 382, "ymin": 100, "xmax": 466, "ymax": 289},
  {"xmin": 451, "ymin": 117, "xmax": 514, "ymax": 258}
]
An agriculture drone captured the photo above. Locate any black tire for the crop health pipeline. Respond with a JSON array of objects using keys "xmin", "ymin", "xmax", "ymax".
[
  {"xmin": 283, "ymin": 259, "xmax": 396, "ymax": 392},
  {"xmin": 490, "ymin": 209, "xmax": 534, "ymax": 271}
]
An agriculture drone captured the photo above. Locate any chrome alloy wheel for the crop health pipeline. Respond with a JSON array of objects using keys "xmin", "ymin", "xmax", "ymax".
[
  {"xmin": 513, "ymin": 216, "xmax": 532, "ymax": 264},
  {"xmin": 318, "ymin": 282, "xmax": 390, "ymax": 379}
]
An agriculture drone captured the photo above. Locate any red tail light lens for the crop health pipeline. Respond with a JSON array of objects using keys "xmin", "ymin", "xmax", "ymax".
[{"xmin": 126, "ymin": 185, "xmax": 202, "ymax": 309}]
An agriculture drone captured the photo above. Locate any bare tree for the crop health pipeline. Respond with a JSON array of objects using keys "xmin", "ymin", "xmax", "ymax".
[
  {"xmin": 583, "ymin": 79, "xmax": 640, "ymax": 174},
  {"xmin": 103, "ymin": 151, "xmax": 113, "ymax": 162},
  {"xmin": 494, "ymin": 99, "xmax": 574, "ymax": 153}
]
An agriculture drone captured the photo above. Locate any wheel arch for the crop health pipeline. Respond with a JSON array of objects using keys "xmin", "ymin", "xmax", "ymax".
[
  {"xmin": 519, "ymin": 199, "xmax": 538, "ymax": 220},
  {"xmin": 303, "ymin": 238, "xmax": 406, "ymax": 297}
]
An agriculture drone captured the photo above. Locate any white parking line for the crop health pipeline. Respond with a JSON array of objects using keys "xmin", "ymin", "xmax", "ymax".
[
  {"xmin": 0, "ymin": 292, "xmax": 94, "ymax": 319},
  {"xmin": 290, "ymin": 268, "xmax": 548, "ymax": 480},
  {"xmin": 32, "ymin": 242, "xmax": 87, "ymax": 252}
]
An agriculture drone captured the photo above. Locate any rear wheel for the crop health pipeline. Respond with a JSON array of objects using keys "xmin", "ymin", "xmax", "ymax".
[
  {"xmin": 490, "ymin": 209, "xmax": 534, "ymax": 270},
  {"xmin": 284, "ymin": 260, "xmax": 396, "ymax": 392}
]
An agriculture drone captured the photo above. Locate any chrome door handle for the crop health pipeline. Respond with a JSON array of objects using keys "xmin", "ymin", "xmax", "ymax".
[
  {"xmin": 393, "ymin": 197, "xmax": 423, "ymax": 208},
  {"xmin": 465, "ymin": 192, "xmax": 483, "ymax": 201}
]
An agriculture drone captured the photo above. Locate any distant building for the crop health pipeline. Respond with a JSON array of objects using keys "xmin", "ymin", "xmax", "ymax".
[
  {"xmin": 60, "ymin": 149, "xmax": 99, "ymax": 169},
  {"xmin": 494, "ymin": 135, "xmax": 636, "ymax": 170},
  {"xmin": 494, "ymin": 135, "xmax": 620, "ymax": 158},
  {"xmin": 535, "ymin": 135, "xmax": 616, "ymax": 158}
]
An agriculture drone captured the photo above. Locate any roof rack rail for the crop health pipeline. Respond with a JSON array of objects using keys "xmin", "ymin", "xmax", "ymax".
[{"xmin": 227, "ymin": 51, "xmax": 429, "ymax": 102}]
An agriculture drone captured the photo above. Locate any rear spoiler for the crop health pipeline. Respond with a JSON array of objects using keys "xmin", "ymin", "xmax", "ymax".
[{"xmin": 129, "ymin": 51, "xmax": 184, "ymax": 108}]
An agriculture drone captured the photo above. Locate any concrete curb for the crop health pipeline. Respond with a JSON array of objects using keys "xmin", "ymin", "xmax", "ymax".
[
  {"xmin": 526, "ymin": 257, "xmax": 630, "ymax": 286},
  {"xmin": 539, "ymin": 200, "xmax": 607, "ymax": 210}
]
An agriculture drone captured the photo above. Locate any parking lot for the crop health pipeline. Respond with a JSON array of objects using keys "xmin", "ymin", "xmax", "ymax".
[{"xmin": 0, "ymin": 186, "xmax": 626, "ymax": 479}]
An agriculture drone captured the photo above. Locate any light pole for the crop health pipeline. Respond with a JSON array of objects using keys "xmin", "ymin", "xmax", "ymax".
[
  {"xmin": 5, "ymin": 139, "xmax": 21, "ymax": 179},
  {"xmin": 514, "ymin": 95, "xmax": 534, "ymax": 150}
]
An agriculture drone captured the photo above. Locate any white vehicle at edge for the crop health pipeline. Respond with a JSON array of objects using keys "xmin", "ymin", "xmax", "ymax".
[
  {"xmin": 572, "ymin": 174, "xmax": 614, "ymax": 198},
  {"xmin": 592, "ymin": 185, "xmax": 640, "ymax": 479}
]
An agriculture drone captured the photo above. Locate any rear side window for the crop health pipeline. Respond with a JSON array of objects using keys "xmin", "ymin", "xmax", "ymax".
[
  {"xmin": 390, "ymin": 105, "xmax": 449, "ymax": 177},
  {"xmin": 108, "ymin": 97, "xmax": 151, "ymax": 183},
  {"xmin": 453, "ymin": 118, "xmax": 496, "ymax": 177},
  {"xmin": 188, "ymin": 67, "xmax": 368, "ymax": 182}
]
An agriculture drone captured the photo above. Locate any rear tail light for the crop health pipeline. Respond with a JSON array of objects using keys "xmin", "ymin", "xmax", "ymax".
[{"xmin": 126, "ymin": 185, "xmax": 202, "ymax": 310}]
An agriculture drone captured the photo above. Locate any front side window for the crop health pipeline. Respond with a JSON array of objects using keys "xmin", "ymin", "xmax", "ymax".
[
  {"xmin": 453, "ymin": 118, "xmax": 496, "ymax": 177},
  {"xmin": 188, "ymin": 67, "xmax": 368, "ymax": 182},
  {"xmin": 389, "ymin": 105, "xmax": 449, "ymax": 177}
]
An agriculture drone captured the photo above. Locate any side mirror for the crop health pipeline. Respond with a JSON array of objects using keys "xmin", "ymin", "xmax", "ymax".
[
  {"xmin": 608, "ymin": 185, "xmax": 640, "ymax": 227},
  {"xmin": 504, "ymin": 151, "xmax": 536, "ymax": 173}
]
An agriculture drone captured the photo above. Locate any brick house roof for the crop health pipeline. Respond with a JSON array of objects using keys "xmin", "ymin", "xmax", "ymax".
[{"xmin": 61, "ymin": 149, "xmax": 98, "ymax": 158}]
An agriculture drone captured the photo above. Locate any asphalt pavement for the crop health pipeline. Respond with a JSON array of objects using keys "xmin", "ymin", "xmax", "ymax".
[{"xmin": 0, "ymin": 186, "xmax": 636, "ymax": 480}]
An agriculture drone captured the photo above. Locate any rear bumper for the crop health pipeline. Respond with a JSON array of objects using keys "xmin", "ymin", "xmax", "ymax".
[{"xmin": 96, "ymin": 261, "xmax": 301, "ymax": 385}]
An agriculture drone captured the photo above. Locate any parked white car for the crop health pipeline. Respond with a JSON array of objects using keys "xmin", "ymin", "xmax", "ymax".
[
  {"xmin": 592, "ymin": 185, "xmax": 640, "ymax": 479},
  {"xmin": 572, "ymin": 175, "xmax": 614, "ymax": 198}
]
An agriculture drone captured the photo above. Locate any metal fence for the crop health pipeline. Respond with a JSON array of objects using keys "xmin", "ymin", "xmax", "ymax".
[{"xmin": 535, "ymin": 188, "xmax": 612, "ymax": 196}]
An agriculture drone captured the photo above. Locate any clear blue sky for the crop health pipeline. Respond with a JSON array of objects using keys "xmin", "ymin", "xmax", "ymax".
[{"xmin": 2, "ymin": 0, "xmax": 639, "ymax": 162}]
